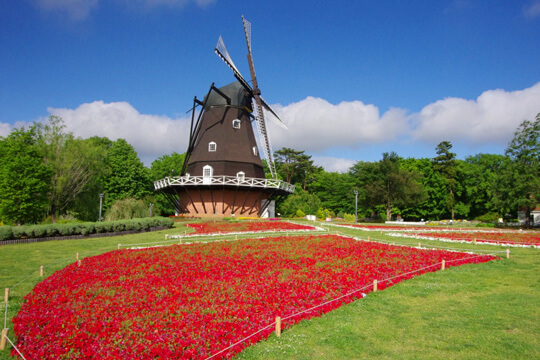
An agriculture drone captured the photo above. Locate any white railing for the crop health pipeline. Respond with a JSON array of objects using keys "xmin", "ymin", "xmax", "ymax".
[{"xmin": 154, "ymin": 175, "xmax": 295, "ymax": 193}]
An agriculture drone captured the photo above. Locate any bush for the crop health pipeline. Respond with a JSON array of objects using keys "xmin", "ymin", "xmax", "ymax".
[
  {"xmin": 476, "ymin": 213, "xmax": 499, "ymax": 223},
  {"xmin": 344, "ymin": 213, "xmax": 356, "ymax": 222},
  {"xmin": 46, "ymin": 225, "xmax": 59, "ymax": 237},
  {"xmin": 105, "ymin": 198, "xmax": 148, "ymax": 221},
  {"xmin": 12, "ymin": 226, "xmax": 30, "ymax": 239},
  {"xmin": 0, "ymin": 226, "xmax": 13, "ymax": 241},
  {"xmin": 296, "ymin": 209, "xmax": 306, "ymax": 218},
  {"xmin": 32, "ymin": 225, "xmax": 48, "ymax": 237}
]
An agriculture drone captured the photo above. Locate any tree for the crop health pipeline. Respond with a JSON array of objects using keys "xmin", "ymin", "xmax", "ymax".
[
  {"xmin": 351, "ymin": 152, "xmax": 425, "ymax": 221},
  {"xmin": 150, "ymin": 152, "xmax": 185, "ymax": 215},
  {"xmin": 308, "ymin": 171, "xmax": 355, "ymax": 215},
  {"xmin": 432, "ymin": 141, "xmax": 458, "ymax": 220},
  {"xmin": 37, "ymin": 116, "xmax": 107, "ymax": 223},
  {"xmin": 274, "ymin": 147, "xmax": 321, "ymax": 188},
  {"xmin": 102, "ymin": 139, "xmax": 153, "ymax": 209},
  {"xmin": 277, "ymin": 189, "xmax": 321, "ymax": 217},
  {"xmin": 150, "ymin": 152, "xmax": 185, "ymax": 180},
  {"xmin": 499, "ymin": 114, "xmax": 540, "ymax": 226},
  {"xmin": 0, "ymin": 126, "xmax": 51, "ymax": 224}
]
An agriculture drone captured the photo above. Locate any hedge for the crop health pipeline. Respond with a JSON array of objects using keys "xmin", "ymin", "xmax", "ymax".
[{"xmin": 0, "ymin": 217, "xmax": 174, "ymax": 242}]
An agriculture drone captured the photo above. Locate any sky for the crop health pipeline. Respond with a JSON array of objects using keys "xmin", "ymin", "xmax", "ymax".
[{"xmin": 1, "ymin": 0, "xmax": 540, "ymax": 172}]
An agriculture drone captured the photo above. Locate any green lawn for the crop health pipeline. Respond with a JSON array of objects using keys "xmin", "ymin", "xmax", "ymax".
[{"xmin": 1, "ymin": 222, "xmax": 538, "ymax": 359}]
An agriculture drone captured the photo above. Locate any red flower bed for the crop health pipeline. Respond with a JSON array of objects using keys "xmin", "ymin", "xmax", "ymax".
[
  {"xmin": 415, "ymin": 231, "xmax": 540, "ymax": 246},
  {"xmin": 185, "ymin": 220, "xmax": 316, "ymax": 234},
  {"xmin": 13, "ymin": 235, "xmax": 496, "ymax": 359}
]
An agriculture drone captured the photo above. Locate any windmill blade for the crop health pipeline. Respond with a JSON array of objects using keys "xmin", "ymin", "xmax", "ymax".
[
  {"xmin": 260, "ymin": 97, "xmax": 288, "ymax": 130},
  {"xmin": 215, "ymin": 36, "xmax": 252, "ymax": 92},
  {"xmin": 242, "ymin": 15, "xmax": 252, "ymax": 54},
  {"xmin": 253, "ymin": 98, "xmax": 277, "ymax": 179}
]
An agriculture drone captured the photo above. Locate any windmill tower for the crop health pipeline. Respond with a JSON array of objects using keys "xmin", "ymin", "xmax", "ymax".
[{"xmin": 154, "ymin": 16, "xmax": 294, "ymax": 217}]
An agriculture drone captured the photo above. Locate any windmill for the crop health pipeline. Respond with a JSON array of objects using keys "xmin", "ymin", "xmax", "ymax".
[
  {"xmin": 154, "ymin": 16, "xmax": 294, "ymax": 217},
  {"xmin": 215, "ymin": 15, "xmax": 287, "ymax": 179}
]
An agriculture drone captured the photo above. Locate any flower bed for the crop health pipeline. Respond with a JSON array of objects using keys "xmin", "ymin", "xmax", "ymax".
[
  {"xmin": 185, "ymin": 220, "xmax": 316, "ymax": 234},
  {"xmin": 409, "ymin": 231, "xmax": 540, "ymax": 247},
  {"xmin": 13, "ymin": 235, "xmax": 497, "ymax": 359}
]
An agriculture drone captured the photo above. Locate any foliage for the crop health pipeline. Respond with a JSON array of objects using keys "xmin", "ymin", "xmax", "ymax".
[
  {"xmin": 105, "ymin": 197, "xmax": 151, "ymax": 221},
  {"xmin": 101, "ymin": 139, "xmax": 153, "ymax": 210},
  {"xmin": 36, "ymin": 116, "xmax": 108, "ymax": 223},
  {"xmin": 432, "ymin": 141, "xmax": 458, "ymax": 220},
  {"xmin": 498, "ymin": 113, "xmax": 540, "ymax": 226},
  {"xmin": 274, "ymin": 147, "xmax": 322, "ymax": 189},
  {"xmin": 0, "ymin": 126, "xmax": 51, "ymax": 224},
  {"xmin": 277, "ymin": 189, "xmax": 322, "ymax": 217},
  {"xmin": 350, "ymin": 152, "xmax": 426, "ymax": 221},
  {"xmin": 0, "ymin": 217, "xmax": 173, "ymax": 241},
  {"xmin": 308, "ymin": 171, "xmax": 355, "ymax": 215}
]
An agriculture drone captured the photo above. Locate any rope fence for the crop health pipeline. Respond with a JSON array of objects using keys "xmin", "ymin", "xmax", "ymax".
[{"xmin": 1, "ymin": 225, "xmax": 509, "ymax": 358}]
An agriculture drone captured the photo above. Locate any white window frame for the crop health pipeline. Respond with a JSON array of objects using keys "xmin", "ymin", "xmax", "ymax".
[
  {"xmin": 208, "ymin": 141, "xmax": 217, "ymax": 152},
  {"xmin": 252, "ymin": 146, "xmax": 258, "ymax": 156},
  {"xmin": 237, "ymin": 171, "xmax": 245, "ymax": 181},
  {"xmin": 232, "ymin": 119, "xmax": 241, "ymax": 129}
]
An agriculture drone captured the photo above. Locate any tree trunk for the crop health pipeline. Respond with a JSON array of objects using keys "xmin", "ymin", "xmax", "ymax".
[
  {"xmin": 386, "ymin": 204, "xmax": 392, "ymax": 222},
  {"xmin": 51, "ymin": 204, "xmax": 57, "ymax": 224}
]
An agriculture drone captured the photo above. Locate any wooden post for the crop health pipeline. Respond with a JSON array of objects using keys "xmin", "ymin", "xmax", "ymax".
[
  {"xmin": 165, "ymin": 234, "xmax": 169, "ymax": 240},
  {"xmin": 373, "ymin": 279, "xmax": 378, "ymax": 292},
  {"xmin": 367, "ymin": 236, "xmax": 370, "ymax": 241},
  {"xmin": 117, "ymin": 244, "xmax": 121, "ymax": 250},
  {"xmin": 418, "ymin": 242, "xmax": 421, "ymax": 248},
  {"xmin": 0, "ymin": 328, "xmax": 8, "ymax": 351},
  {"xmin": 4, "ymin": 288, "xmax": 8, "ymax": 304},
  {"xmin": 275, "ymin": 316, "xmax": 281, "ymax": 337},
  {"xmin": 77, "ymin": 260, "xmax": 81, "ymax": 267},
  {"xmin": 506, "ymin": 249, "xmax": 510, "ymax": 259},
  {"xmin": 40, "ymin": 266, "xmax": 44, "ymax": 277},
  {"xmin": 473, "ymin": 238, "xmax": 476, "ymax": 245},
  {"xmin": 179, "ymin": 238, "xmax": 182, "ymax": 244},
  {"xmin": 441, "ymin": 259, "xmax": 445, "ymax": 271},
  {"xmin": 76, "ymin": 252, "xmax": 79, "ymax": 261},
  {"xmin": 235, "ymin": 234, "xmax": 238, "ymax": 240}
]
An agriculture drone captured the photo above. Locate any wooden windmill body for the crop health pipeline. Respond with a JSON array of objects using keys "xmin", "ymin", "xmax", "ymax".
[{"xmin": 155, "ymin": 17, "xmax": 294, "ymax": 217}]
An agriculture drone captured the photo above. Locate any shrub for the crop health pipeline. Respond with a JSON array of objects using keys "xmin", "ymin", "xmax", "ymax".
[
  {"xmin": 46, "ymin": 225, "xmax": 59, "ymax": 237},
  {"xmin": 296, "ymin": 209, "xmax": 306, "ymax": 218},
  {"xmin": 344, "ymin": 213, "xmax": 356, "ymax": 222},
  {"xmin": 105, "ymin": 198, "xmax": 148, "ymax": 221},
  {"xmin": 0, "ymin": 226, "xmax": 13, "ymax": 241},
  {"xmin": 12, "ymin": 226, "xmax": 30, "ymax": 239},
  {"xmin": 476, "ymin": 213, "xmax": 499, "ymax": 223},
  {"xmin": 32, "ymin": 225, "xmax": 48, "ymax": 237}
]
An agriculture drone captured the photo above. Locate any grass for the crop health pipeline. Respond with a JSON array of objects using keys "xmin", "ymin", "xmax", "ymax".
[{"xmin": 1, "ymin": 221, "xmax": 539, "ymax": 359}]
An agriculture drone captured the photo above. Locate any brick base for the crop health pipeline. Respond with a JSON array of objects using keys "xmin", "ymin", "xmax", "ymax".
[{"xmin": 177, "ymin": 188, "xmax": 269, "ymax": 217}]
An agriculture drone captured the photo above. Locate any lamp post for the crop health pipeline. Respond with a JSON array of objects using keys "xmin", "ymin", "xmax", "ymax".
[
  {"xmin": 149, "ymin": 203, "xmax": 154, "ymax": 218},
  {"xmin": 99, "ymin": 193, "xmax": 104, "ymax": 222},
  {"xmin": 353, "ymin": 190, "xmax": 358, "ymax": 223}
]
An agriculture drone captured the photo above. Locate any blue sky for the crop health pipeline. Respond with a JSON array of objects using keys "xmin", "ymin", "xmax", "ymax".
[{"xmin": 1, "ymin": 0, "xmax": 540, "ymax": 171}]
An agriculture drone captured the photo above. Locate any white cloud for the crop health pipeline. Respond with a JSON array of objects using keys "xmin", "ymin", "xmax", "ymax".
[
  {"xmin": 268, "ymin": 97, "xmax": 409, "ymax": 153},
  {"xmin": 48, "ymin": 101, "xmax": 191, "ymax": 165},
  {"xmin": 34, "ymin": 0, "xmax": 99, "ymax": 21},
  {"xmin": 411, "ymin": 82, "xmax": 540, "ymax": 145},
  {"xmin": 312, "ymin": 156, "xmax": 355, "ymax": 173},
  {"xmin": 524, "ymin": 1, "xmax": 540, "ymax": 18}
]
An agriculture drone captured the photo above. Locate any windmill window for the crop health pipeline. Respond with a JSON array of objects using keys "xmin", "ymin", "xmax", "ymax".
[
  {"xmin": 208, "ymin": 141, "xmax": 217, "ymax": 152},
  {"xmin": 232, "ymin": 119, "xmax": 241, "ymax": 129},
  {"xmin": 237, "ymin": 171, "xmax": 245, "ymax": 181},
  {"xmin": 252, "ymin": 146, "xmax": 258, "ymax": 156},
  {"xmin": 203, "ymin": 165, "xmax": 213, "ymax": 184}
]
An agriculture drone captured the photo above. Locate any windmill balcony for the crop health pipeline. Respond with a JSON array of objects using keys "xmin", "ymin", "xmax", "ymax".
[{"xmin": 154, "ymin": 175, "xmax": 295, "ymax": 194}]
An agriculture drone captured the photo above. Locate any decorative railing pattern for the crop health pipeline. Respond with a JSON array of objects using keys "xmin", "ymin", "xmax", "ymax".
[{"xmin": 154, "ymin": 175, "xmax": 295, "ymax": 193}]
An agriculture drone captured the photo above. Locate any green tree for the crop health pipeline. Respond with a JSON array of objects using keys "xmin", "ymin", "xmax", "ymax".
[
  {"xmin": 277, "ymin": 189, "xmax": 321, "ymax": 217},
  {"xmin": 149, "ymin": 152, "xmax": 186, "ymax": 216},
  {"xmin": 308, "ymin": 171, "xmax": 355, "ymax": 215},
  {"xmin": 102, "ymin": 138, "xmax": 153, "ymax": 209},
  {"xmin": 37, "ymin": 116, "xmax": 107, "ymax": 223},
  {"xmin": 432, "ymin": 141, "xmax": 458, "ymax": 220},
  {"xmin": 274, "ymin": 147, "xmax": 321, "ymax": 188},
  {"xmin": 150, "ymin": 152, "xmax": 185, "ymax": 180},
  {"xmin": 499, "ymin": 114, "xmax": 540, "ymax": 226},
  {"xmin": 351, "ymin": 152, "xmax": 425, "ymax": 221},
  {"xmin": 0, "ymin": 126, "xmax": 51, "ymax": 224}
]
